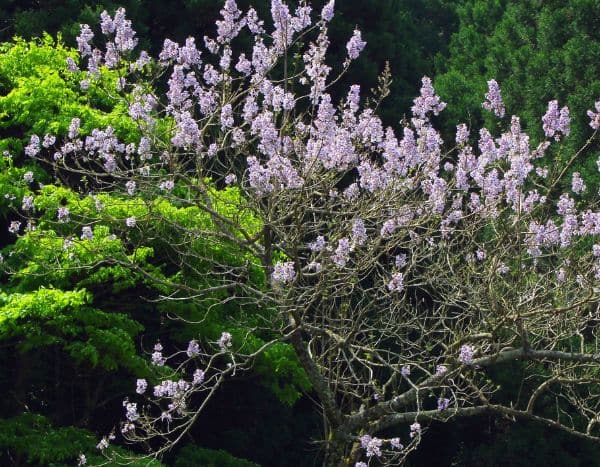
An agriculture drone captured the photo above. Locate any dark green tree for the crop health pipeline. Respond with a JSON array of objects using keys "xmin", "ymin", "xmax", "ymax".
[{"xmin": 435, "ymin": 0, "xmax": 599, "ymax": 193}]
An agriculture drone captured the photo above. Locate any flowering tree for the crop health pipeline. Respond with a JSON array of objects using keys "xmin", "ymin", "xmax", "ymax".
[{"xmin": 10, "ymin": 1, "xmax": 600, "ymax": 465}]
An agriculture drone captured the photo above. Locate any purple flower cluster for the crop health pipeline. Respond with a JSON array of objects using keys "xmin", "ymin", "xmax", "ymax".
[
  {"xmin": 8, "ymin": 221, "xmax": 20, "ymax": 234},
  {"xmin": 321, "ymin": 0, "xmax": 335, "ymax": 22},
  {"xmin": 153, "ymin": 379, "xmax": 190, "ymax": 398},
  {"xmin": 187, "ymin": 340, "xmax": 200, "ymax": 357},
  {"xmin": 409, "ymin": 422, "xmax": 421, "ymax": 438},
  {"xmin": 309, "ymin": 236, "xmax": 326, "ymax": 252},
  {"xmin": 25, "ymin": 135, "xmax": 40, "ymax": 157},
  {"xmin": 216, "ymin": 0, "xmax": 244, "ymax": 43},
  {"xmin": 571, "ymin": 172, "xmax": 586, "ymax": 194},
  {"xmin": 152, "ymin": 342, "xmax": 166, "ymax": 366},
  {"xmin": 80, "ymin": 226, "xmax": 93, "ymax": 240},
  {"xmin": 351, "ymin": 219, "xmax": 367, "ymax": 246},
  {"xmin": 482, "ymin": 79, "xmax": 505, "ymax": 118},
  {"xmin": 76, "ymin": 24, "xmax": 94, "ymax": 57},
  {"xmin": 193, "ymin": 369, "xmax": 205, "ymax": 385},
  {"xmin": 437, "ymin": 397, "xmax": 450, "ymax": 411},
  {"xmin": 346, "ymin": 29, "xmax": 366, "ymax": 60},
  {"xmin": 124, "ymin": 401, "xmax": 139, "ymax": 422},
  {"xmin": 411, "ymin": 77, "xmax": 446, "ymax": 120},
  {"xmin": 217, "ymin": 331, "xmax": 232, "ymax": 351},
  {"xmin": 57, "ymin": 207, "xmax": 70, "ymax": 222},
  {"xmin": 542, "ymin": 100, "xmax": 570, "ymax": 140},
  {"xmin": 272, "ymin": 261, "xmax": 296, "ymax": 284},
  {"xmin": 390, "ymin": 437, "xmax": 403, "ymax": 450},
  {"xmin": 459, "ymin": 344, "xmax": 475, "ymax": 364},
  {"xmin": 387, "ymin": 272, "xmax": 404, "ymax": 293},
  {"xmin": 359, "ymin": 434, "xmax": 383, "ymax": 458},
  {"xmin": 100, "ymin": 8, "xmax": 138, "ymax": 52},
  {"xmin": 136, "ymin": 379, "xmax": 147, "ymax": 394},
  {"xmin": 332, "ymin": 238, "xmax": 351, "ymax": 267},
  {"xmin": 587, "ymin": 101, "xmax": 600, "ymax": 130},
  {"xmin": 21, "ymin": 196, "xmax": 34, "ymax": 211}
]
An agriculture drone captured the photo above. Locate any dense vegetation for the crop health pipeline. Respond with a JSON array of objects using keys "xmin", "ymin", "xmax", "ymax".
[{"xmin": 0, "ymin": 1, "xmax": 598, "ymax": 466}]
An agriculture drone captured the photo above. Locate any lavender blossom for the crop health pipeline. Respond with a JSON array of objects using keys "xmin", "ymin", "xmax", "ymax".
[
  {"xmin": 390, "ymin": 437, "xmax": 403, "ymax": 450},
  {"xmin": 159, "ymin": 180, "xmax": 175, "ymax": 191},
  {"xmin": 459, "ymin": 344, "xmax": 475, "ymax": 364},
  {"xmin": 411, "ymin": 77, "xmax": 446, "ymax": 119},
  {"xmin": 96, "ymin": 437, "xmax": 109, "ymax": 451},
  {"xmin": 437, "ymin": 397, "xmax": 450, "ymax": 411},
  {"xmin": 8, "ymin": 221, "xmax": 21, "ymax": 234},
  {"xmin": 76, "ymin": 24, "xmax": 94, "ymax": 57},
  {"xmin": 216, "ymin": 0, "xmax": 244, "ymax": 43},
  {"xmin": 387, "ymin": 272, "xmax": 404, "ymax": 292},
  {"xmin": 68, "ymin": 118, "xmax": 81, "ymax": 139},
  {"xmin": 272, "ymin": 261, "xmax": 296, "ymax": 284},
  {"xmin": 346, "ymin": 29, "xmax": 366, "ymax": 60},
  {"xmin": 482, "ymin": 79, "xmax": 505, "ymax": 118},
  {"xmin": 126, "ymin": 180, "xmax": 136, "ymax": 195},
  {"xmin": 332, "ymin": 238, "xmax": 351, "ymax": 267},
  {"xmin": 542, "ymin": 100, "xmax": 570, "ymax": 140},
  {"xmin": 218, "ymin": 332, "xmax": 232, "ymax": 351},
  {"xmin": 380, "ymin": 218, "xmax": 397, "ymax": 237},
  {"xmin": 80, "ymin": 226, "xmax": 93, "ymax": 240},
  {"xmin": 136, "ymin": 379, "xmax": 147, "ymax": 394},
  {"xmin": 42, "ymin": 134, "xmax": 56, "ymax": 148},
  {"xmin": 321, "ymin": 0, "xmax": 335, "ymax": 22},
  {"xmin": 21, "ymin": 196, "xmax": 34, "ymax": 211},
  {"xmin": 359, "ymin": 435, "xmax": 382, "ymax": 458},
  {"xmin": 25, "ymin": 135, "xmax": 40, "ymax": 157},
  {"xmin": 571, "ymin": 172, "xmax": 586, "ymax": 194},
  {"xmin": 152, "ymin": 342, "xmax": 166, "ymax": 366},
  {"xmin": 193, "ymin": 369, "xmax": 205, "ymax": 385},
  {"xmin": 309, "ymin": 236, "xmax": 326, "ymax": 252},
  {"xmin": 124, "ymin": 401, "xmax": 139, "ymax": 422},
  {"xmin": 57, "ymin": 207, "xmax": 70, "ymax": 222},
  {"xmin": 187, "ymin": 340, "xmax": 200, "ymax": 357},
  {"xmin": 586, "ymin": 101, "xmax": 600, "ymax": 130},
  {"xmin": 351, "ymin": 218, "xmax": 367, "ymax": 246}
]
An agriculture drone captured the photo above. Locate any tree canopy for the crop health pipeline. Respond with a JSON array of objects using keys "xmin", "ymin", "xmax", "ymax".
[{"xmin": 0, "ymin": 1, "xmax": 598, "ymax": 466}]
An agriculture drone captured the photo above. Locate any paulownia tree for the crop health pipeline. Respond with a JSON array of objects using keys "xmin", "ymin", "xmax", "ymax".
[{"xmin": 9, "ymin": 1, "xmax": 599, "ymax": 465}]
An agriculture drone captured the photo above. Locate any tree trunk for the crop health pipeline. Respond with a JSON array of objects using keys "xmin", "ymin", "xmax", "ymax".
[
  {"xmin": 323, "ymin": 438, "xmax": 348, "ymax": 467},
  {"xmin": 323, "ymin": 436, "xmax": 362, "ymax": 467}
]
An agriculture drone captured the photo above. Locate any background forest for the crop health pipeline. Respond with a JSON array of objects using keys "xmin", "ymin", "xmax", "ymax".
[{"xmin": 0, "ymin": 0, "xmax": 598, "ymax": 465}]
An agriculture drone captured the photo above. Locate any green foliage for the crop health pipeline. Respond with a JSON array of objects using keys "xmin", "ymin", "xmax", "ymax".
[
  {"xmin": 435, "ymin": 0, "xmax": 600, "ymax": 192},
  {"xmin": 0, "ymin": 35, "xmax": 139, "ymax": 156},
  {"xmin": 0, "ymin": 37, "xmax": 308, "ymax": 437},
  {"xmin": 174, "ymin": 444, "xmax": 259, "ymax": 467},
  {"xmin": 0, "ymin": 288, "xmax": 146, "ymax": 372},
  {"xmin": 0, "ymin": 413, "xmax": 164, "ymax": 466},
  {"xmin": 255, "ymin": 342, "xmax": 312, "ymax": 406}
]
